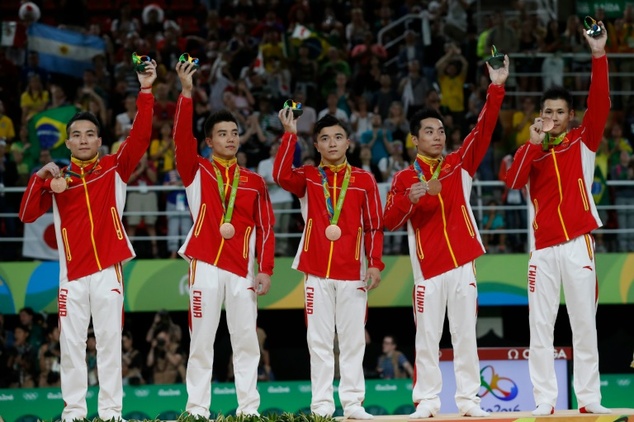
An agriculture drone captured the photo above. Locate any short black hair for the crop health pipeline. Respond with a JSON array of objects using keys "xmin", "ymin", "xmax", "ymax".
[
  {"xmin": 314, "ymin": 114, "xmax": 348, "ymax": 138},
  {"xmin": 540, "ymin": 86, "xmax": 573, "ymax": 111},
  {"xmin": 204, "ymin": 109, "xmax": 238, "ymax": 138},
  {"xmin": 66, "ymin": 111, "xmax": 101, "ymax": 137},
  {"xmin": 409, "ymin": 108, "xmax": 444, "ymax": 136}
]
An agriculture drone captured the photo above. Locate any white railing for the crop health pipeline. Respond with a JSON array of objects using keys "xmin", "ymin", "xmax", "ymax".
[{"xmin": 2, "ymin": 180, "xmax": 634, "ymax": 253}]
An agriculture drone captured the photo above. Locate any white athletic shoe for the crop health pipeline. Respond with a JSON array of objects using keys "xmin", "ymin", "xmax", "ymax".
[
  {"xmin": 580, "ymin": 403, "xmax": 611, "ymax": 414},
  {"xmin": 346, "ymin": 408, "xmax": 374, "ymax": 420},
  {"xmin": 463, "ymin": 406, "xmax": 490, "ymax": 417},
  {"xmin": 532, "ymin": 404, "xmax": 554, "ymax": 416},
  {"xmin": 409, "ymin": 405, "xmax": 434, "ymax": 419}
]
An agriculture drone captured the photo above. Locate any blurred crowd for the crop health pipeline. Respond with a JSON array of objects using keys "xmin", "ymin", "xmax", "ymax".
[{"xmin": 2, "ymin": 0, "xmax": 634, "ymax": 263}]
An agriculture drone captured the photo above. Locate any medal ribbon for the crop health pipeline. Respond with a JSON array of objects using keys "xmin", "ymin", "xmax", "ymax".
[
  {"xmin": 212, "ymin": 161, "xmax": 240, "ymax": 224},
  {"xmin": 413, "ymin": 156, "xmax": 443, "ymax": 184},
  {"xmin": 63, "ymin": 155, "xmax": 100, "ymax": 180},
  {"xmin": 542, "ymin": 132, "xmax": 567, "ymax": 151},
  {"xmin": 318, "ymin": 164, "xmax": 351, "ymax": 225}
]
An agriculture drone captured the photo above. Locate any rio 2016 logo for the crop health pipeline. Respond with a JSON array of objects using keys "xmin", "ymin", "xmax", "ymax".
[{"xmin": 479, "ymin": 365, "xmax": 519, "ymax": 401}]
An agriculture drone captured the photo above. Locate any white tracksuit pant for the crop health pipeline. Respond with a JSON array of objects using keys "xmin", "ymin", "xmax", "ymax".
[
  {"xmin": 305, "ymin": 275, "xmax": 368, "ymax": 417},
  {"xmin": 412, "ymin": 263, "xmax": 482, "ymax": 415},
  {"xmin": 59, "ymin": 264, "xmax": 124, "ymax": 421},
  {"xmin": 185, "ymin": 261, "xmax": 260, "ymax": 417},
  {"xmin": 528, "ymin": 234, "xmax": 602, "ymax": 408}
]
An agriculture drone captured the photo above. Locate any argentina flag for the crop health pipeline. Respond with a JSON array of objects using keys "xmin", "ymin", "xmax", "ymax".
[{"xmin": 27, "ymin": 23, "xmax": 105, "ymax": 78}]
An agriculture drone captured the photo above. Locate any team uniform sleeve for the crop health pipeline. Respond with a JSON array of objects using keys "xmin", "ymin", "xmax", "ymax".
[
  {"xmin": 18, "ymin": 174, "xmax": 52, "ymax": 223},
  {"xmin": 255, "ymin": 176, "xmax": 276, "ymax": 276},
  {"xmin": 273, "ymin": 132, "xmax": 307, "ymax": 197},
  {"xmin": 115, "ymin": 92, "xmax": 155, "ymax": 182},
  {"xmin": 363, "ymin": 173, "xmax": 385, "ymax": 271},
  {"xmin": 458, "ymin": 83, "xmax": 506, "ymax": 176},
  {"xmin": 173, "ymin": 95, "xmax": 199, "ymax": 187},
  {"xmin": 504, "ymin": 142, "xmax": 542, "ymax": 189},
  {"xmin": 581, "ymin": 55, "xmax": 611, "ymax": 152},
  {"xmin": 383, "ymin": 169, "xmax": 416, "ymax": 231}
]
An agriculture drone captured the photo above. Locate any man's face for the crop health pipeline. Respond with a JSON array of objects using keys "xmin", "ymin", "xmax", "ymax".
[
  {"xmin": 413, "ymin": 117, "xmax": 445, "ymax": 159},
  {"xmin": 314, "ymin": 125, "xmax": 349, "ymax": 166},
  {"xmin": 541, "ymin": 99, "xmax": 574, "ymax": 137},
  {"xmin": 65, "ymin": 120, "xmax": 102, "ymax": 161},
  {"xmin": 207, "ymin": 121, "xmax": 239, "ymax": 160}
]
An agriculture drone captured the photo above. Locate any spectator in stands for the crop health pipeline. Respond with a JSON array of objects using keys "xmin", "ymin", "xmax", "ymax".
[
  {"xmin": 149, "ymin": 121, "xmax": 175, "ymax": 181},
  {"xmin": 20, "ymin": 73, "xmax": 48, "ymax": 125},
  {"xmin": 358, "ymin": 144, "xmax": 383, "ymax": 183},
  {"xmin": 122, "ymin": 330, "xmax": 145, "ymax": 386},
  {"xmin": 163, "ymin": 169, "xmax": 193, "ymax": 259},
  {"xmin": 610, "ymin": 150, "xmax": 634, "ymax": 252},
  {"xmin": 290, "ymin": 43, "xmax": 319, "ymax": 100},
  {"xmin": 125, "ymin": 152, "xmax": 160, "ymax": 258},
  {"xmin": 20, "ymin": 51, "xmax": 50, "ymax": 91},
  {"xmin": 444, "ymin": 0, "xmax": 474, "ymax": 44},
  {"xmin": 257, "ymin": 140, "xmax": 293, "ymax": 256},
  {"xmin": 371, "ymin": 72, "xmax": 399, "ymax": 121},
  {"xmin": 512, "ymin": 96, "xmax": 540, "ymax": 149},
  {"xmin": 360, "ymin": 113, "xmax": 392, "ymax": 166},
  {"xmin": 318, "ymin": 91, "xmax": 351, "ymax": 131},
  {"xmin": 350, "ymin": 95, "xmax": 374, "ymax": 142},
  {"xmin": 399, "ymin": 59, "xmax": 428, "ymax": 118},
  {"xmin": 86, "ymin": 332, "xmax": 98, "ymax": 387},
  {"xmin": 384, "ymin": 101, "xmax": 410, "ymax": 145},
  {"xmin": 38, "ymin": 324, "xmax": 61, "ymax": 387},
  {"xmin": 0, "ymin": 100, "xmax": 16, "ymax": 143},
  {"xmin": 110, "ymin": 1, "xmax": 141, "ymax": 45},
  {"xmin": 436, "ymin": 43, "xmax": 468, "ymax": 123},
  {"xmin": 333, "ymin": 72, "xmax": 353, "ymax": 118},
  {"xmin": 481, "ymin": 199, "xmax": 506, "ymax": 252},
  {"xmin": 6, "ymin": 324, "xmax": 37, "ymax": 387},
  {"xmin": 377, "ymin": 335, "xmax": 414, "ymax": 379},
  {"xmin": 18, "ymin": 307, "xmax": 43, "ymax": 350},
  {"xmin": 293, "ymin": 90, "xmax": 317, "ymax": 160},
  {"xmin": 345, "ymin": 8, "xmax": 370, "ymax": 52},
  {"xmin": 319, "ymin": 47, "xmax": 352, "ymax": 101},
  {"xmin": 145, "ymin": 309, "xmax": 182, "ymax": 345},
  {"xmin": 152, "ymin": 83, "xmax": 177, "ymax": 138},
  {"xmin": 397, "ymin": 29, "xmax": 425, "ymax": 79},
  {"xmin": 607, "ymin": 122, "xmax": 633, "ymax": 168},
  {"xmin": 114, "ymin": 94, "xmax": 137, "ymax": 143},
  {"xmin": 593, "ymin": 137, "xmax": 611, "ymax": 252},
  {"xmin": 146, "ymin": 328, "xmax": 186, "ymax": 384}
]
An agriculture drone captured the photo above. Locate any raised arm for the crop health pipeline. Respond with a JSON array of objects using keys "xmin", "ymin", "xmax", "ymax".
[
  {"xmin": 273, "ymin": 108, "xmax": 308, "ymax": 197},
  {"xmin": 581, "ymin": 21, "xmax": 610, "ymax": 152},
  {"xmin": 116, "ymin": 60, "xmax": 157, "ymax": 182},
  {"xmin": 459, "ymin": 55, "xmax": 508, "ymax": 175},
  {"xmin": 173, "ymin": 61, "xmax": 201, "ymax": 187}
]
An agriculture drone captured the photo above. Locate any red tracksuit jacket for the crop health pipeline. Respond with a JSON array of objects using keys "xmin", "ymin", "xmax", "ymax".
[
  {"xmin": 383, "ymin": 83, "xmax": 505, "ymax": 279},
  {"xmin": 19, "ymin": 92, "xmax": 155, "ymax": 281},
  {"xmin": 173, "ymin": 95, "xmax": 275, "ymax": 278},
  {"xmin": 505, "ymin": 55, "xmax": 609, "ymax": 251},
  {"xmin": 273, "ymin": 132, "xmax": 385, "ymax": 280}
]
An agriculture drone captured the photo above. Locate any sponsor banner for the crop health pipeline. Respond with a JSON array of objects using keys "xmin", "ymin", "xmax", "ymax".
[
  {"xmin": 3, "ymin": 374, "xmax": 633, "ymax": 421},
  {"xmin": 1, "ymin": 254, "xmax": 634, "ymax": 314}
]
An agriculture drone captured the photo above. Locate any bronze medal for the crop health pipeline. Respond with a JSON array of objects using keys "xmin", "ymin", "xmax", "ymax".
[
  {"xmin": 542, "ymin": 117, "xmax": 554, "ymax": 133},
  {"xmin": 219, "ymin": 223, "xmax": 235, "ymax": 239},
  {"xmin": 50, "ymin": 177, "xmax": 67, "ymax": 193},
  {"xmin": 325, "ymin": 224, "xmax": 342, "ymax": 241},
  {"xmin": 427, "ymin": 179, "xmax": 442, "ymax": 196}
]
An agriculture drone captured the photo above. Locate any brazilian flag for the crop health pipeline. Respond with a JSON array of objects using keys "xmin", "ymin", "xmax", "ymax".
[{"xmin": 28, "ymin": 104, "xmax": 80, "ymax": 162}]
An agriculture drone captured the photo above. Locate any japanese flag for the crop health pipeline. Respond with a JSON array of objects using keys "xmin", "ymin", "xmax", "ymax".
[
  {"xmin": 22, "ymin": 213, "xmax": 59, "ymax": 261},
  {"xmin": 291, "ymin": 24, "xmax": 312, "ymax": 40},
  {"xmin": 253, "ymin": 47, "xmax": 265, "ymax": 75}
]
